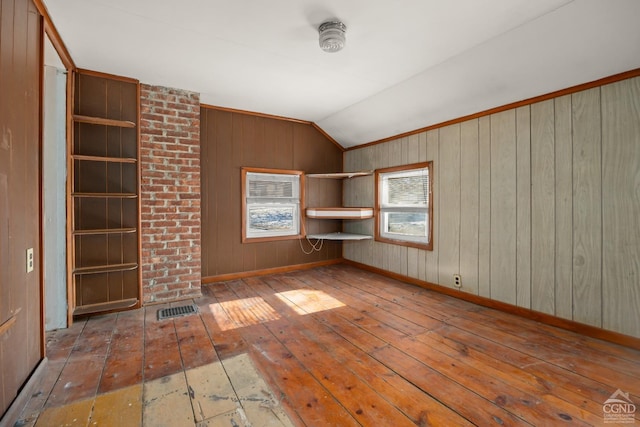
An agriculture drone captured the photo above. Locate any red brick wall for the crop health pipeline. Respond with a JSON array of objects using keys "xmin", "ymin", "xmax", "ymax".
[{"xmin": 139, "ymin": 85, "xmax": 201, "ymax": 303}]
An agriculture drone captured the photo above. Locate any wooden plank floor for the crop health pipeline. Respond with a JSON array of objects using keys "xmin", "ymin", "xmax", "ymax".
[{"xmin": 15, "ymin": 264, "xmax": 640, "ymax": 426}]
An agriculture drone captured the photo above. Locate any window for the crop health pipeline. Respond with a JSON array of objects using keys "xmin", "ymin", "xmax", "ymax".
[
  {"xmin": 375, "ymin": 162, "xmax": 433, "ymax": 250},
  {"xmin": 242, "ymin": 168, "xmax": 304, "ymax": 242}
]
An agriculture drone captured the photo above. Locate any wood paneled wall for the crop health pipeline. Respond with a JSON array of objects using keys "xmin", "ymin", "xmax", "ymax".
[
  {"xmin": 200, "ymin": 107, "xmax": 343, "ymax": 279},
  {"xmin": 0, "ymin": 0, "xmax": 43, "ymax": 416},
  {"xmin": 344, "ymin": 76, "xmax": 640, "ymax": 339}
]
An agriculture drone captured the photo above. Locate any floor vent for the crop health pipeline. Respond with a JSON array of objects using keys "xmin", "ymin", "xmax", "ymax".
[{"xmin": 157, "ymin": 304, "xmax": 198, "ymax": 321}]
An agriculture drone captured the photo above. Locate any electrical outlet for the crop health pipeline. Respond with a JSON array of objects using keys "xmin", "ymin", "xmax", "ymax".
[
  {"xmin": 26, "ymin": 248, "xmax": 34, "ymax": 273},
  {"xmin": 453, "ymin": 274, "xmax": 462, "ymax": 288}
]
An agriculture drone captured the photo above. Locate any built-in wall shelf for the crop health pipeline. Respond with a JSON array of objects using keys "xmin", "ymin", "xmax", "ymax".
[
  {"xmin": 72, "ymin": 192, "xmax": 138, "ymax": 199},
  {"xmin": 72, "ymin": 154, "xmax": 137, "ymax": 163},
  {"xmin": 73, "ymin": 228, "xmax": 137, "ymax": 236},
  {"xmin": 306, "ymin": 171, "xmax": 373, "ymax": 179},
  {"xmin": 305, "ymin": 170, "xmax": 374, "ymax": 241},
  {"xmin": 70, "ymin": 72, "xmax": 141, "ymax": 319},
  {"xmin": 73, "ymin": 114, "xmax": 136, "ymax": 128},
  {"xmin": 307, "ymin": 232, "xmax": 373, "ymax": 241},
  {"xmin": 73, "ymin": 298, "xmax": 138, "ymax": 316},
  {"xmin": 306, "ymin": 207, "xmax": 373, "ymax": 219},
  {"xmin": 73, "ymin": 262, "xmax": 139, "ymax": 275}
]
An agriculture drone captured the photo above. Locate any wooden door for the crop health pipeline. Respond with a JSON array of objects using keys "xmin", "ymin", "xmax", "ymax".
[{"xmin": 0, "ymin": 0, "xmax": 43, "ymax": 416}]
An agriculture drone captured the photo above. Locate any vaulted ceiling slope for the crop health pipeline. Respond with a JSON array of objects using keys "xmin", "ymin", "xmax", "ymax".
[{"xmin": 43, "ymin": 0, "xmax": 640, "ymax": 148}]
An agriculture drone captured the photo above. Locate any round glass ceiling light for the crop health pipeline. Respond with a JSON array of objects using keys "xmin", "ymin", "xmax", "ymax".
[{"xmin": 319, "ymin": 21, "xmax": 346, "ymax": 53}]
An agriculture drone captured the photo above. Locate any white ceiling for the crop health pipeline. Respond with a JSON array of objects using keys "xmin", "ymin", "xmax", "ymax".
[{"xmin": 43, "ymin": 0, "xmax": 640, "ymax": 148}]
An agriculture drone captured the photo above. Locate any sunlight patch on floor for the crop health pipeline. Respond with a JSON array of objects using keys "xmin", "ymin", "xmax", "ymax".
[
  {"xmin": 209, "ymin": 297, "xmax": 281, "ymax": 331},
  {"xmin": 275, "ymin": 289, "xmax": 345, "ymax": 315}
]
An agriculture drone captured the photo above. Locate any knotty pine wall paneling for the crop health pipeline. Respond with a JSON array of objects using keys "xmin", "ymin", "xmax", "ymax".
[
  {"xmin": 200, "ymin": 107, "xmax": 342, "ymax": 279},
  {"xmin": 343, "ymin": 75, "xmax": 640, "ymax": 339}
]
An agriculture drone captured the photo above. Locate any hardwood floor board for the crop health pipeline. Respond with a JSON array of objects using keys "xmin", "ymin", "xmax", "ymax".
[
  {"xmin": 373, "ymin": 344, "xmax": 528, "ymax": 426},
  {"xmin": 301, "ymin": 270, "xmax": 443, "ymax": 334},
  {"xmin": 240, "ymin": 280, "xmax": 449, "ymax": 425},
  {"xmin": 206, "ymin": 282, "xmax": 358, "ymax": 427},
  {"xmin": 444, "ymin": 308, "xmax": 640, "ymax": 397},
  {"xmin": 71, "ymin": 314, "xmax": 117, "ymax": 355},
  {"xmin": 302, "ymin": 318, "xmax": 473, "ymax": 426},
  {"xmin": 44, "ymin": 318, "xmax": 87, "ymax": 362},
  {"xmin": 413, "ymin": 330, "xmax": 606, "ymax": 424},
  {"xmin": 195, "ymin": 293, "xmax": 250, "ymax": 360},
  {"xmin": 294, "ymin": 271, "xmax": 430, "ymax": 332},
  {"xmin": 225, "ymin": 280, "xmax": 417, "ymax": 427},
  {"xmin": 196, "ymin": 290, "xmax": 305, "ymax": 426},
  {"xmin": 471, "ymin": 305, "xmax": 640, "ymax": 370},
  {"xmin": 99, "ymin": 352, "xmax": 144, "ymax": 394},
  {"xmin": 257, "ymin": 275, "xmax": 389, "ymax": 354},
  {"xmin": 242, "ymin": 277, "xmax": 479, "ymax": 426},
  {"xmin": 391, "ymin": 335, "xmax": 593, "ymax": 426},
  {"xmin": 19, "ymin": 265, "xmax": 640, "ymax": 426},
  {"xmin": 45, "ymin": 355, "xmax": 106, "ymax": 407},
  {"xmin": 430, "ymin": 324, "xmax": 619, "ymax": 412},
  {"xmin": 50, "ymin": 314, "xmax": 116, "ymax": 406},
  {"xmin": 143, "ymin": 304, "xmax": 183, "ymax": 382},
  {"xmin": 16, "ymin": 360, "xmax": 66, "ymax": 426},
  {"xmin": 264, "ymin": 273, "xmax": 421, "ymax": 349},
  {"xmin": 173, "ymin": 312, "xmax": 219, "ymax": 370},
  {"xmin": 99, "ymin": 310, "xmax": 145, "ymax": 393},
  {"xmin": 318, "ymin": 266, "xmax": 461, "ymax": 322},
  {"xmin": 274, "ymin": 322, "xmax": 417, "ymax": 427},
  {"xmin": 328, "ymin": 265, "xmax": 484, "ymax": 316}
]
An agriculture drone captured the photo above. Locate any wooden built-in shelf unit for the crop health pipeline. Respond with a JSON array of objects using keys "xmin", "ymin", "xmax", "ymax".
[
  {"xmin": 305, "ymin": 171, "xmax": 373, "ymax": 240},
  {"xmin": 69, "ymin": 71, "xmax": 141, "ymax": 317}
]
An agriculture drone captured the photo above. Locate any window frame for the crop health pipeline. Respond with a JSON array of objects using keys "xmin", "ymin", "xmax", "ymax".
[
  {"xmin": 375, "ymin": 161, "xmax": 433, "ymax": 251},
  {"xmin": 241, "ymin": 167, "xmax": 305, "ymax": 243}
]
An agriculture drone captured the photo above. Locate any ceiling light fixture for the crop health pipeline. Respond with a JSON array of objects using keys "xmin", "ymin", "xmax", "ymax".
[{"xmin": 319, "ymin": 21, "xmax": 346, "ymax": 53}]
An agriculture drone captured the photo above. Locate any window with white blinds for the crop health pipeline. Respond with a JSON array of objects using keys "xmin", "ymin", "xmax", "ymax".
[
  {"xmin": 376, "ymin": 162, "xmax": 433, "ymax": 249},
  {"xmin": 242, "ymin": 168, "xmax": 303, "ymax": 241}
]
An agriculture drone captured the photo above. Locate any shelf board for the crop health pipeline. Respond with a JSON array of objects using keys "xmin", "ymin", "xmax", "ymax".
[
  {"xmin": 73, "ymin": 227, "xmax": 137, "ymax": 236},
  {"xmin": 306, "ymin": 171, "xmax": 373, "ymax": 179},
  {"xmin": 306, "ymin": 232, "xmax": 373, "ymax": 241},
  {"xmin": 73, "ymin": 114, "xmax": 136, "ymax": 128},
  {"xmin": 73, "ymin": 298, "xmax": 138, "ymax": 316},
  {"xmin": 72, "ymin": 192, "xmax": 138, "ymax": 199},
  {"xmin": 72, "ymin": 154, "xmax": 137, "ymax": 164},
  {"xmin": 73, "ymin": 262, "xmax": 138, "ymax": 275},
  {"xmin": 306, "ymin": 207, "xmax": 374, "ymax": 219}
]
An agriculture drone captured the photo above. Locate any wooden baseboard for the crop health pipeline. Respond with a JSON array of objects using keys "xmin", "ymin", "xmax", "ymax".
[
  {"xmin": 201, "ymin": 259, "xmax": 343, "ymax": 284},
  {"xmin": 343, "ymin": 259, "xmax": 640, "ymax": 351},
  {"xmin": 1, "ymin": 357, "xmax": 48, "ymax": 427}
]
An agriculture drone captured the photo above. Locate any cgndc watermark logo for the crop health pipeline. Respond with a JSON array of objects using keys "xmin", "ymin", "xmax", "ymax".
[{"xmin": 603, "ymin": 389, "xmax": 636, "ymax": 424}]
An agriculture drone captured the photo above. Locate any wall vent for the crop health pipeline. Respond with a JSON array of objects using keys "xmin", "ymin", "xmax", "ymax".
[{"xmin": 157, "ymin": 304, "xmax": 198, "ymax": 321}]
